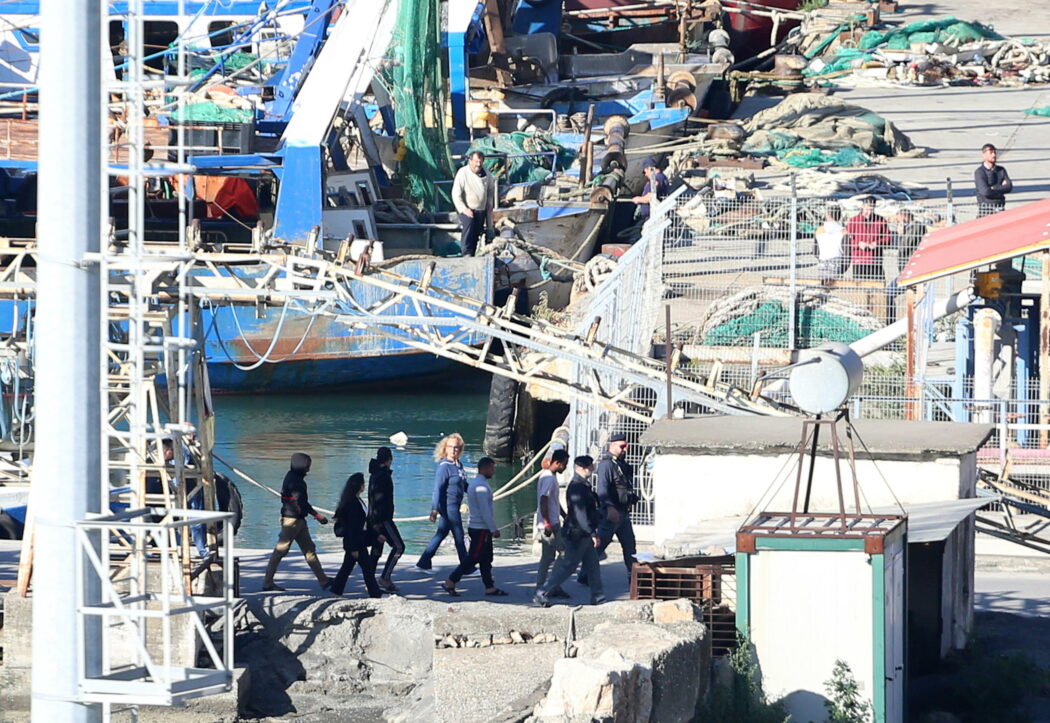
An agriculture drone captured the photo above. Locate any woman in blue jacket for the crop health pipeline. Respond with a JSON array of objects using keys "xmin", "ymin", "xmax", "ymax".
[
  {"xmin": 416, "ymin": 433, "xmax": 469, "ymax": 570},
  {"xmin": 330, "ymin": 472, "xmax": 381, "ymax": 598}
]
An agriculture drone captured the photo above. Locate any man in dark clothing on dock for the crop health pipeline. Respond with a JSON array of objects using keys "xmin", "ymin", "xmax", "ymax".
[
  {"xmin": 368, "ymin": 446, "xmax": 405, "ymax": 593},
  {"xmin": 262, "ymin": 452, "xmax": 330, "ymax": 592},
  {"xmin": 534, "ymin": 456, "xmax": 606, "ymax": 607},
  {"xmin": 974, "ymin": 143, "xmax": 1013, "ymax": 217},
  {"xmin": 592, "ymin": 433, "xmax": 638, "ymax": 575}
]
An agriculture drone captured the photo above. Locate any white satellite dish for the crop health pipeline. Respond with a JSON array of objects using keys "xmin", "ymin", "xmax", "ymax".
[{"xmin": 788, "ymin": 342, "xmax": 864, "ymax": 415}]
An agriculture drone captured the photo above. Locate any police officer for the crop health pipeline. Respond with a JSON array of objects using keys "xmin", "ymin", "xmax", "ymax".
[
  {"xmin": 594, "ymin": 432, "xmax": 638, "ymax": 574},
  {"xmin": 534, "ymin": 456, "xmax": 606, "ymax": 607}
]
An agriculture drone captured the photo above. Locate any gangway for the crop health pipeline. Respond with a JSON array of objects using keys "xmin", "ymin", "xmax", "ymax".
[{"xmin": 0, "ymin": 242, "xmax": 790, "ymax": 423}]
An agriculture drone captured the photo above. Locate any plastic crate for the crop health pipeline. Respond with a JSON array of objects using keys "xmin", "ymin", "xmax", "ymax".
[{"xmin": 168, "ymin": 121, "xmax": 254, "ymax": 159}]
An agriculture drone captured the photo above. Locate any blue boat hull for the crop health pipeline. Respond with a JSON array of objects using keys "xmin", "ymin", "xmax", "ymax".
[{"xmin": 0, "ymin": 256, "xmax": 492, "ymax": 394}]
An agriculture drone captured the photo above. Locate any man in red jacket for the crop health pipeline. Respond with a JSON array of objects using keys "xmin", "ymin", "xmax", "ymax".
[{"xmin": 846, "ymin": 197, "xmax": 891, "ymax": 282}]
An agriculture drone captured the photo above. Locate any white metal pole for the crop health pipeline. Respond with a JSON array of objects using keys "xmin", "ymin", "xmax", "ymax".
[{"xmin": 32, "ymin": 0, "xmax": 103, "ymax": 719}]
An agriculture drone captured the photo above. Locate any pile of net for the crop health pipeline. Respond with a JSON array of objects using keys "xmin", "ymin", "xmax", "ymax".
[
  {"xmin": 697, "ymin": 285, "xmax": 884, "ymax": 348},
  {"xmin": 740, "ymin": 93, "xmax": 922, "ymax": 167},
  {"xmin": 800, "ymin": 15, "xmax": 1050, "ymax": 87},
  {"xmin": 168, "ymin": 85, "xmax": 254, "ymax": 124},
  {"xmin": 384, "ymin": 0, "xmax": 454, "ymax": 209},
  {"xmin": 466, "ymin": 132, "xmax": 576, "ymax": 185}
]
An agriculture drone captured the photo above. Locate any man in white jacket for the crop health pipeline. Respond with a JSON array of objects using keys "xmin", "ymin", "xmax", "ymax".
[
  {"xmin": 451, "ymin": 150, "xmax": 495, "ymax": 256},
  {"xmin": 442, "ymin": 457, "xmax": 507, "ymax": 596}
]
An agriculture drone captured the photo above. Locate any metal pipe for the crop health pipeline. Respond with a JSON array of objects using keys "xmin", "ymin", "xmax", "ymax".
[
  {"xmin": 849, "ymin": 287, "xmax": 977, "ymax": 358},
  {"xmin": 788, "ymin": 173, "xmax": 798, "ymax": 350},
  {"xmin": 32, "ymin": 0, "xmax": 103, "ymax": 719},
  {"xmin": 974, "ymin": 308, "xmax": 1001, "ymax": 425}
]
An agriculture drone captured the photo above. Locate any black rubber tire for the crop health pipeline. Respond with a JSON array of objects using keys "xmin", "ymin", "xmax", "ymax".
[
  {"xmin": 483, "ymin": 374, "xmax": 518, "ymax": 461},
  {"xmin": 214, "ymin": 475, "xmax": 244, "ymax": 543},
  {"xmin": 0, "ymin": 510, "xmax": 24, "ymax": 540}
]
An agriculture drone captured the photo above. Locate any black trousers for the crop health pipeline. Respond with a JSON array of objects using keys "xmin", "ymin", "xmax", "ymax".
[
  {"xmin": 331, "ymin": 547, "xmax": 381, "ymax": 598},
  {"xmin": 449, "ymin": 528, "xmax": 494, "ymax": 588},
  {"xmin": 459, "ymin": 210, "xmax": 487, "ymax": 256},
  {"xmin": 369, "ymin": 519, "xmax": 406, "ymax": 580}
]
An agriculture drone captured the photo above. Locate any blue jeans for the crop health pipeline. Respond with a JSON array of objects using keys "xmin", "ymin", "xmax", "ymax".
[
  {"xmin": 542, "ymin": 529, "xmax": 604, "ymax": 603},
  {"xmin": 418, "ymin": 504, "xmax": 468, "ymax": 566}
]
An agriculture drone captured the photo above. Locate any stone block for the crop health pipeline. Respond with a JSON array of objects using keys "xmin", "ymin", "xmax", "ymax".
[
  {"xmin": 575, "ymin": 621, "xmax": 710, "ymax": 723},
  {"xmin": 652, "ymin": 598, "xmax": 704, "ymax": 624},
  {"xmin": 535, "ymin": 650, "xmax": 652, "ymax": 723}
]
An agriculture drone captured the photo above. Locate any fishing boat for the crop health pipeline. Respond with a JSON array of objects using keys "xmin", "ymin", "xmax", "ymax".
[{"xmin": 724, "ymin": 0, "xmax": 803, "ymax": 57}]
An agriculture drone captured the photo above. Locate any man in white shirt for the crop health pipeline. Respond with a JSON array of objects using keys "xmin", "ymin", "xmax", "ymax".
[
  {"xmin": 535, "ymin": 449, "xmax": 570, "ymax": 599},
  {"xmin": 451, "ymin": 150, "xmax": 495, "ymax": 257},
  {"xmin": 443, "ymin": 457, "xmax": 507, "ymax": 596}
]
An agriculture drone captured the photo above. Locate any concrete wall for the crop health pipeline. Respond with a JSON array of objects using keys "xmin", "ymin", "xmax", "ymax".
[
  {"xmin": 749, "ymin": 548, "xmax": 898, "ymax": 723},
  {"xmin": 653, "ymin": 452, "xmax": 967, "ymax": 546}
]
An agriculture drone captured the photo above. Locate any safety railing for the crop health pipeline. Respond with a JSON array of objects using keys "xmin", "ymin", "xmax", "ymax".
[{"xmin": 75, "ymin": 508, "xmax": 235, "ymax": 705}]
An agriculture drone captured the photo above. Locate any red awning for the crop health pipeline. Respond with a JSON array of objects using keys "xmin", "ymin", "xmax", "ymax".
[{"xmin": 899, "ymin": 198, "xmax": 1050, "ymax": 287}]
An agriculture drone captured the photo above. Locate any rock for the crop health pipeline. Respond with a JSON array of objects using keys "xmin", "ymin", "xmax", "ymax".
[
  {"xmin": 494, "ymin": 635, "xmax": 514, "ymax": 645},
  {"xmin": 652, "ymin": 598, "xmax": 704, "ymax": 624},
  {"xmin": 510, "ymin": 631, "xmax": 526, "ymax": 644},
  {"xmin": 575, "ymin": 621, "xmax": 710, "ymax": 723},
  {"xmin": 535, "ymin": 650, "xmax": 652, "ymax": 723}
]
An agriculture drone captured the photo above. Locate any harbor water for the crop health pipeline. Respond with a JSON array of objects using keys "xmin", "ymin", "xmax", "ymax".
[{"xmin": 212, "ymin": 370, "xmax": 534, "ymax": 555}]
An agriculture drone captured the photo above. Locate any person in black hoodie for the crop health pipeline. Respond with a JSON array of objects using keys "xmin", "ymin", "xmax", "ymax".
[
  {"xmin": 262, "ymin": 452, "xmax": 330, "ymax": 592},
  {"xmin": 368, "ymin": 446, "xmax": 405, "ymax": 592},
  {"xmin": 331, "ymin": 472, "xmax": 382, "ymax": 598}
]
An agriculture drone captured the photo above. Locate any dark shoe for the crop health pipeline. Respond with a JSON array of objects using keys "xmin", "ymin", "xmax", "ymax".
[
  {"xmin": 549, "ymin": 588, "xmax": 571, "ymax": 599},
  {"xmin": 262, "ymin": 583, "xmax": 286, "ymax": 592},
  {"xmin": 485, "ymin": 588, "xmax": 509, "ymax": 597},
  {"xmin": 320, "ymin": 578, "xmax": 333, "ymax": 590},
  {"xmin": 415, "ymin": 561, "xmax": 433, "ymax": 571},
  {"xmin": 577, "ymin": 575, "xmax": 589, "ymax": 586},
  {"xmin": 378, "ymin": 580, "xmax": 399, "ymax": 593},
  {"xmin": 441, "ymin": 582, "xmax": 460, "ymax": 597},
  {"xmin": 532, "ymin": 592, "xmax": 551, "ymax": 608},
  {"xmin": 591, "ymin": 595, "xmax": 608, "ymax": 606}
]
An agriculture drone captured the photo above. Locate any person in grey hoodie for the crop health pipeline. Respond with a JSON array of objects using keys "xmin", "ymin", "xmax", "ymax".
[
  {"xmin": 443, "ymin": 457, "xmax": 507, "ymax": 596},
  {"xmin": 451, "ymin": 151, "xmax": 495, "ymax": 256}
]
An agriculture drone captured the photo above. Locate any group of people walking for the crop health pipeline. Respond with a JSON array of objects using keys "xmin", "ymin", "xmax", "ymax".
[
  {"xmin": 261, "ymin": 448, "xmax": 405, "ymax": 598},
  {"xmin": 260, "ymin": 431, "xmax": 641, "ymax": 606}
]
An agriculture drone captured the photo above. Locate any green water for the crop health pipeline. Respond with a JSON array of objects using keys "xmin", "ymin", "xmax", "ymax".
[{"xmin": 211, "ymin": 372, "xmax": 533, "ymax": 555}]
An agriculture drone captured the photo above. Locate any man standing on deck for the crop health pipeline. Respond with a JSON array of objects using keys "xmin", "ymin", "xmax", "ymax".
[
  {"xmin": 452, "ymin": 150, "xmax": 495, "ymax": 257},
  {"xmin": 846, "ymin": 196, "xmax": 892, "ymax": 282},
  {"xmin": 262, "ymin": 452, "xmax": 330, "ymax": 592},
  {"xmin": 535, "ymin": 448, "xmax": 571, "ymax": 599},
  {"xmin": 534, "ymin": 456, "xmax": 606, "ymax": 607},
  {"xmin": 974, "ymin": 143, "xmax": 1013, "ymax": 217},
  {"xmin": 630, "ymin": 161, "xmax": 668, "ymax": 221}
]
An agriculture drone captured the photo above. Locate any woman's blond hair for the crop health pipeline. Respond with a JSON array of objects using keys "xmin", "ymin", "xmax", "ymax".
[{"xmin": 434, "ymin": 433, "xmax": 464, "ymax": 462}]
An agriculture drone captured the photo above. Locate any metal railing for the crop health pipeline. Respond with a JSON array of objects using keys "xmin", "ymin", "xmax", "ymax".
[{"xmin": 568, "ymin": 187, "xmax": 683, "ymax": 525}]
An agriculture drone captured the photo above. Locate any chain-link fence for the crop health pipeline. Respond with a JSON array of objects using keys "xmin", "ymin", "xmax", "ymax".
[
  {"xmin": 568, "ymin": 180, "xmax": 1047, "ymax": 529},
  {"xmin": 567, "ymin": 188, "xmax": 683, "ymax": 526}
]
